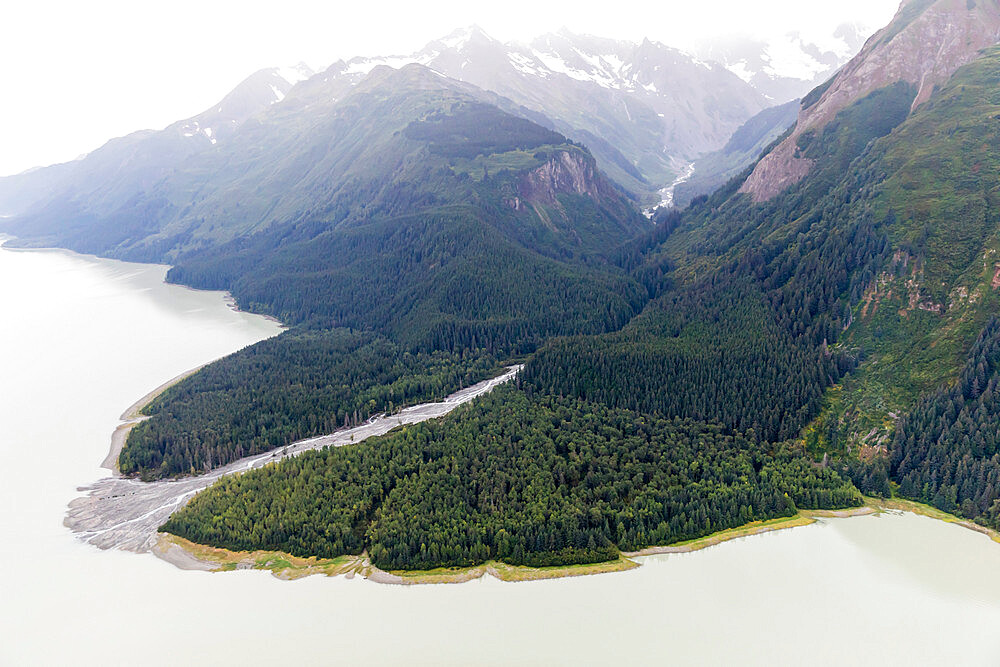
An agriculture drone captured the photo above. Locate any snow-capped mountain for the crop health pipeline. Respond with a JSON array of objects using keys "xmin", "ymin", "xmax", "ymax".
[
  {"xmin": 175, "ymin": 63, "xmax": 314, "ymax": 146},
  {"xmin": 692, "ymin": 24, "xmax": 869, "ymax": 102},
  {"xmin": 328, "ymin": 26, "xmax": 768, "ymax": 195},
  {"xmin": 0, "ymin": 24, "xmax": 871, "ymax": 219}
]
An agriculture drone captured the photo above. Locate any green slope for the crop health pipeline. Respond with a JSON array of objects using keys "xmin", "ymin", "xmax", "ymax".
[
  {"xmin": 93, "ymin": 7, "xmax": 1000, "ymax": 561},
  {"xmin": 106, "ymin": 67, "xmax": 650, "ymax": 479},
  {"xmin": 162, "ymin": 386, "xmax": 860, "ymax": 570}
]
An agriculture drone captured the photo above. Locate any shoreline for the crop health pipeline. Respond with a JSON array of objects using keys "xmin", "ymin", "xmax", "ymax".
[
  {"xmin": 0, "ymin": 234, "xmax": 285, "ymax": 326},
  {"xmin": 67, "ymin": 366, "xmax": 522, "ymax": 553},
  {"xmin": 102, "ymin": 365, "xmax": 208, "ymax": 473},
  {"xmin": 621, "ymin": 507, "xmax": 876, "ymax": 558},
  {"xmin": 154, "ymin": 533, "xmax": 642, "ymax": 583},
  {"xmin": 159, "ymin": 498, "xmax": 1000, "ymax": 585},
  {"xmin": 5, "ymin": 235, "xmax": 286, "ymax": 474},
  {"xmin": 99, "ymin": 295, "xmax": 283, "ymax": 474},
  {"xmin": 873, "ymin": 497, "xmax": 1000, "ymax": 545}
]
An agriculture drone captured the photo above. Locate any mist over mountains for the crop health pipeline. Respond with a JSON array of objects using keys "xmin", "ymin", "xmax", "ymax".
[
  {"xmin": 0, "ymin": 23, "xmax": 866, "ymax": 223},
  {"xmin": 7, "ymin": 0, "xmax": 1000, "ymax": 585}
]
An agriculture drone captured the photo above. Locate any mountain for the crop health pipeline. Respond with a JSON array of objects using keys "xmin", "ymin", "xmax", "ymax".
[
  {"xmin": 28, "ymin": 4, "xmax": 1000, "ymax": 572},
  {"xmin": 0, "ymin": 64, "xmax": 314, "ymax": 220},
  {"xmin": 691, "ymin": 24, "xmax": 869, "ymax": 103},
  {"xmin": 141, "ymin": 19, "xmax": 914, "ymax": 562},
  {"xmin": 329, "ymin": 26, "xmax": 768, "ymax": 196},
  {"xmin": 42, "ymin": 62, "xmax": 651, "ymax": 479},
  {"xmin": 741, "ymin": 0, "xmax": 1000, "ymax": 201},
  {"xmin": 671, "ymin": 99, "xmax": 799, "ymax": 208},
  {"xmin": 546, "ymin": 0, "xmax": 1000, "ymax": 524}
]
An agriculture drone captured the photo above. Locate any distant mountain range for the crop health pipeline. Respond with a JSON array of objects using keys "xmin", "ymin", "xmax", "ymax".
[
  {"xmin": 690, "ymin": 24, "xmax": 870, "ymax": 102},
  {"xmin": 0, "ymin": 25, "xmax": 866, "ymax": 221},
  {"xmin": 0, "ymin": 63, "xmax": 314, "ymax": 222},
  {"xmin": 331, "ymin": 26, "xmax": 767, "ymax": 194}
]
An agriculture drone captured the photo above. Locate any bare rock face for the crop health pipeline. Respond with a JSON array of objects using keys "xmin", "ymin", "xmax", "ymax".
[
  {"xmin": 518, "ymin": 149, "xmax": 603, "ymax": 205},
  {"xmin": 740, "ymin": 0, "xmax": 1000, "ymax": 202}
]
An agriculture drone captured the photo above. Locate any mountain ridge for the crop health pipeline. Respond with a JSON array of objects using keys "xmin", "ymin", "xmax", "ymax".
[{"xmin": 741, "ymin": 0, "xmax": 1000, "ymax": 201}]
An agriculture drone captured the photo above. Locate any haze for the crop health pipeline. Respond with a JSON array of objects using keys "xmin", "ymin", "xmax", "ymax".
[{"xmin": 1, "ymin": 0, "xmax": 898, "ymax": 177}]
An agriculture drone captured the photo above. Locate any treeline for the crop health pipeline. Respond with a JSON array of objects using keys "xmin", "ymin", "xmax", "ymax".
[
  {"xmin": 891, "ymin": 317, "xmax": 1000, "ymax": 528},
  {"xmin": 521, "ymin": 80, "xmax": 913, "ymax": 448},
  {"xmin": 525, "ymin": 184, "xmax": 889, "ymax": 442},
  {"xmin": 119, "ymin": 329, "xmax": 498, "ymax": 480},
  {"xmin": 169, "ymin": 208, "xmax": 646, "ymax": 356},
  {"xmin": 162, "ymin": 387, "xmax": 862, "ymax": 571},
  {"xmin": 402, "ymin": 102, "xmax": 567, "ymax": 159}
]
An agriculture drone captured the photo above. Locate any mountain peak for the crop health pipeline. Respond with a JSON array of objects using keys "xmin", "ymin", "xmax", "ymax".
[
  {"xmin": 435, "ymin": 24, "xmax": 496, "ymax": 50},
  {"xmin": 740, "ymin": 0, "xmax": 1000, "ymax": 202}
]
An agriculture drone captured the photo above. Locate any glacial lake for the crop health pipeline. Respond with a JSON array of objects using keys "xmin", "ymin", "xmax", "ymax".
[{"xmin": 2, "ymin": 241, "xmax": 1000, "ymax": 666}]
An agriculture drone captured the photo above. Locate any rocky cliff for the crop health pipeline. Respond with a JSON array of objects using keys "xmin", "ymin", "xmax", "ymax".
[
  {"xmin": 740, "ymin": 0, "xmax": 1000, "ymax": 202},
  {"xmin": 517, "ymin": 149, "xmax": 609, "ymax": 206}
]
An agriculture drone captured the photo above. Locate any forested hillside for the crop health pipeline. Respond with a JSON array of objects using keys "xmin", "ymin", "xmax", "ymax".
[
  {"xmin": 168, "ymin": 204, "xmax": 647, "ymax": 353},
  {"xmin": 99, "ymin": 68, "xmax": 650, "ymax": 479},
  {"xmin": 120, "ymin": 329, "xmax": 499, "ymax": 479},
  {"xmin": 155, "ymin": 2, "xmax": 1000, "ymax": 565},
  {"xmin": 523, "ymin": 80, "xmax": 912, "ymax": 450},
  {"xmin": 162, "ymin": 387, "xmax": 860, "ymax": 570},
  {"xmin": 892, "ymin": 317, "xmax": 1000, "ymax": 528},
  {"xmin": 610, "ymin": 42, "xmax": 1000, "ymax": 520}
]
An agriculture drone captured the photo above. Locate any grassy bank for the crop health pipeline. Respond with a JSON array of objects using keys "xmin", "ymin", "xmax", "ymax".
[
  {"xmin": 155, "ymin": 533, "xmax": 639, "ymax": 584},
  {"xmin": 869, "ymin": 497, "xmax": 1000, "ymax": 545},
  {"xmin": 157, "ymin": 497, "xmax": 1000, "ymax": 585}
]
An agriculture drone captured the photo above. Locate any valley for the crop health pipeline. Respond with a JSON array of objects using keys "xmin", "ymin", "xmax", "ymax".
[
  {"xmin": 3, "ymin": 0, "xmax": 1000, "ymax": 662},
  {"xmin": 643, "ymin": 161, "xmax": 696, "ymax": 215}
]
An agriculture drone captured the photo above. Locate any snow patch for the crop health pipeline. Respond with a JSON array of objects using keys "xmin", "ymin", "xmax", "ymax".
[
  {"xmin": 726, "ymin": 60, "xmax": 755, "ymax": 83},
  {"xmin": 762, "ymin": 34, "xmax": 827, "ymax": 80},
  {"xmin": 277, "ymin": 64, "xmax": 312, "ymax": 85},
  {"xmin": 601, "ymin": 53, "xmax": 625, "ymax": 73},
  {"xmin": 269, "ymin": 84, "xmax": 285, "ymax": 103},
  {"xmin": 508, "ymin": 52, "xmax": 546, "ymax": 77},
  {"xmin": 532, "ymin": 49, "xmax": 614, "ymax": 88}
]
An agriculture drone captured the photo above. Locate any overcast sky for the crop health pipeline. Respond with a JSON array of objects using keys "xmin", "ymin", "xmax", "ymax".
[{"xmin": 0, "ymin": 0, "xmax": 899, "ymax": 177}]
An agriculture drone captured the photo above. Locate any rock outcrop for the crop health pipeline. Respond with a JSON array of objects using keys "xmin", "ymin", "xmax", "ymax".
[
  {"xmin": 740, "ymin": 0, "xmax": 1000, "ymax": 202},
  {"xmin": 517, "ymin": 149, "xmax": 608, "ymax": 206}
]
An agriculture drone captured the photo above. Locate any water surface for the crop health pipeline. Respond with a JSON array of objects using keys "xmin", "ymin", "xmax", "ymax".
[{"xmin": 1, "ymin": 243, "xmax": 999, "ymax": 666}]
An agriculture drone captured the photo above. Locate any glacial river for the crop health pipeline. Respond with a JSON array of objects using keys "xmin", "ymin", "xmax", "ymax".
[{"xmin": 2, "ymin": 241, "xmax": 1000, "ymax": 666}]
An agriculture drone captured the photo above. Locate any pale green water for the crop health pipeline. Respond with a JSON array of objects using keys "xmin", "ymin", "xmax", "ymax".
[{"xmin": 1, "ymin": 242, "xmax": 999, "ymax": 666}]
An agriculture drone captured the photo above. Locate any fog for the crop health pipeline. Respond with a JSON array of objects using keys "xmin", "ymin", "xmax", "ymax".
[{"xmin": 1, "ymin": 0, "xmax": 898, "ymax": 177}]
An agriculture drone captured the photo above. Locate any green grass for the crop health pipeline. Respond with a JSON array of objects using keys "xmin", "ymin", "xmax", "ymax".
[
  {"xmin": 805, "ymin": 48, "xmax": 1000, "ymax": 453},
  {"xmin": 449, "ymin": 148, "xmax": 546, "ymax": 180}
]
